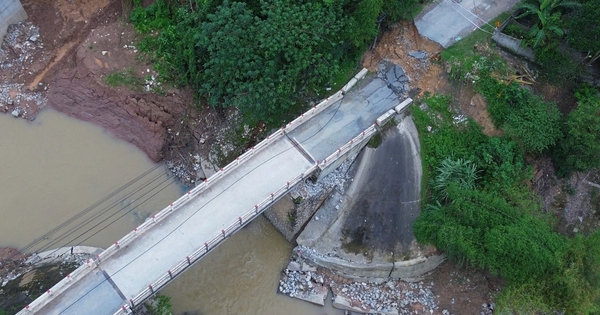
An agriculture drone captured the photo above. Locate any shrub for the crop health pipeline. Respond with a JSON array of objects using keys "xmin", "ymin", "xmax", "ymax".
[{"xmin": 556, "ymin": 87, "xmax": 600, "ymax": 173}]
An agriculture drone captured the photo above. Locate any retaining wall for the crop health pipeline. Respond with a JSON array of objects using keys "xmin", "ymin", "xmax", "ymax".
[
  {"xmin": 0, "ymin": 0, "xmax": 27, "ymax": 43},
  {"xmin": 295, "ymin": 246, "xmax": 446, "ymax": 281}
]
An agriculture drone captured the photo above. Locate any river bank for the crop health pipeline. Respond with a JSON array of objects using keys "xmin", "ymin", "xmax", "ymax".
[
  {"xmin": 0, "ymin": 246, "xmax": 101, "ymax": 313},
  {"xmin": 1, "ymin": 1, "xmax": 504, "ymax": 314}
]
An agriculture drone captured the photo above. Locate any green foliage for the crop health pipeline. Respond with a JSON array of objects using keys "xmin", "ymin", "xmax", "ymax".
[
  {"xmin": 147, "ymin": 295, "xmax": 172, "ymax": 315},
  {"xmin": 566, "ymin": 0, "xmax": 600, "ymax": 64},
  {"xmin": 474, "ymin": 137, "xmax": 529, "ymax": 190},
  {"xmin": 431, "ymin": 158, "xmax": 478, "ymax": 202},
  {"xmin": 381, "ymin": 0, "xmax": 422, "ymax": 22},
  {"xmin": 104, "ymin": 68, "xmax": 145, "ymax": 88},
  {"xmin": 130, "ymin": 0, "xmax": 173, "ymax": 33},
  {"xmin": 201, "ymin": 0, "xmax": 347, "ymax": 123},
  {"xmin": 345, "ymin": 0, "xmax": 384, "ymax": 47},
  {"xmin": 128, "ymin": 0, "xmax": 423, "ymax": 125},
  {"xmin": 534, "ymin": 45, "xmax": 582, "ymax": 83},
  {"xmin": 367, "ymin": 132, "xmax": 382, "ymax": 148},
  {"xmin": 414, "ymin": 94, "xmax": 600, "ymax": 314},
  {"xmin": 451, "ymin": 55, "xmax": 563, "ymax": 154},
  {"xmin": 496, "ymin": 281, "xmax": 552, "ymax": 314},
  {"xmin": 515, "ymin": 0, "xmax": 581, "ymax": 48},
  {"xmin": 130, "ymin": 0, "xmax": 352, "ymax": 124},
  {"xmin": 414, "ymin": 184, "xmax": 564, "ymax": 283},
  {"xmin": 556, "ymin": 87, "xmax": 600, "ymax": 173},
  {"xmin": 501, "ymin": 91, "xmax": 562, "ymax": 154}
]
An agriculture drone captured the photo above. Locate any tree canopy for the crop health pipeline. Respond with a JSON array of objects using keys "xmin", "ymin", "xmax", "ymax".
[{"xmin": 130, "ymin": 0, "xmax": 424, "ymax": 124}]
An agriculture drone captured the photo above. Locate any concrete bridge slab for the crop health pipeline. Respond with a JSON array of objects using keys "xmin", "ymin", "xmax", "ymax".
[
  {"xmin": 288, "ymin": 76, "xmax": 397, "ymax": 161},
  {"xmin": 34, "ymin": 269, "xmax": 124, "ymax": 315}
]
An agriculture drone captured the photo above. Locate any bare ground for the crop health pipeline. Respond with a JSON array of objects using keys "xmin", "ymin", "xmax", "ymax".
[
  {"xmin": 1, "ymin": 0, "xmax": 229, "ymax": 184},
  {"xmin": 2, "ymin": 2, "xmax": 596, "ymax": 314}
]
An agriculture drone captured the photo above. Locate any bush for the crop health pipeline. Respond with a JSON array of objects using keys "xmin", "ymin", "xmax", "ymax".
[
  {"xmin": 459, "ymin": 56, "xmax": 563, "ymax": 154},
  {"xmin": 556, "ymin": 86, "xmax": 600, "ymax": 173}
]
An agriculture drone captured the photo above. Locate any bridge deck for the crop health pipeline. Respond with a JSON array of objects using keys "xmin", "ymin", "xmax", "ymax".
[
  {"xmin": 288, "ymin": 77, "xmax": 398, "ymax": 161},
  {"xmin": 23, "ymin": 69, "xmax": 404, "ymax": 315},
  {"xmin": 35, "ymin": 136, "xmax": 314, "ymax": 315}
]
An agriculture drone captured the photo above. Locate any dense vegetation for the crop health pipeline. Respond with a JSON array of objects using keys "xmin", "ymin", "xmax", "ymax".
[
  {"xmin": 416, "ymin": 1, "xmax": 600, "ymax": 310},
  {"xmin": 128, "ymin": 0, "xmax": 423, "ymax": 123},
  {"xmin": 412, "ymin": 94, "xmax": 600, "ymax": 314},
  {"xmin": 127, "ymin": 0, "xmax": 600, "ymax": 313}
]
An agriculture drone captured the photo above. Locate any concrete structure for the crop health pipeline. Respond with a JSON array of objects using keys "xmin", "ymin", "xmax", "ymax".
[
  {"xmin": 18, "ymin": 69, "xmax": 411, "ymax": 315},
  {"xmin": 295, "ymin": 102, "xmax": 446, "ymax": 282},
  {"xmin": 415, "ymin": 0, "xmax": 519, "ymax": 48},
  {"xmin": 0, "ymin": 0, "xmax": 27, "ymax": 43}
]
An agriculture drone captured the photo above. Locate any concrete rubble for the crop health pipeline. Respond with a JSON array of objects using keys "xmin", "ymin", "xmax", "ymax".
[
  {"xmin": 0, "ymin": 82, "xmax": 46, "ymax": 119},
  {"xmin": 0, "ymin": 22, "xmax": 48, "ymax": 120},
  {"xmin": 0, "ymin": 22, "xmax": 42, "ymax": 72},
  {"xmin": 1, "ymin": 246, "xmax": 103, "ymax": 288},
  {"xmin": 279, "ymin": 257, "xmax": 439, "ymax": 315},
  {"xmin": 377, "ymin": 62, "xmax": 410, "ymax": 97}
]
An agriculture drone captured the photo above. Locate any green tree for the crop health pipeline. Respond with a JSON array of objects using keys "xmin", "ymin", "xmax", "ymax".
[
  {"xmin": 345, "ymin": 0, "xmax": 384, "ymax": 47},
  {"xmin": 515, "ymin": 0, "xmax": 581, "ymax": 47},
  {"xmin": 502, "ymin": 94, "xmax": 562, "ymax": 154},
  {"xmin": 474, "ymin": 137, "xmax": 528, "ymax": 190},
  {"xmin": 381, "ymin": 0, "xmax": 421, "ymax": 22},
  {"xmin": 566, "ymin": 0, "xmax": 600, "ymax": 64},
  {"xmin": 557, "ymin": 87, "xmax": 600, "ymax": 172},
  {"xmin": 198, "ymin": 0, "xmax": 346, "ymax": 122}
]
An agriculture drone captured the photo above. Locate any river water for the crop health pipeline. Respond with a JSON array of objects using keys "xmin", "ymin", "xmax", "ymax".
[{"xmin": 0, "ymin": 109, "xmax": 342, "ymax": 315}]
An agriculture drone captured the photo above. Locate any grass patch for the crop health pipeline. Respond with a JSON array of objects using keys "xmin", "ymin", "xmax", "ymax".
[
  {"xmin": 105, "ymin": 68, "xmax": 145, "ymax": 88},
  {"xmin": 367, "ymin": 132, "xmax": 382, "ymax": 148}
]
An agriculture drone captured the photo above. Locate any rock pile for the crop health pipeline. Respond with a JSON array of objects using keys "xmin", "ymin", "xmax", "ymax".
[
  {"xmin": 0, "ymin": 22, "xmax": 43, "ymax": 73},
  {"xmin": 279, "ymin": 261, "xmax": 328, "ymax": 305},
  {"xmin": 300, "ymin": 152, "xmax": 357, "ymax": 199},
  {"xmin": 279, "ymin": 257, "xmax": 439, "ymax": 314},
  {"xmin": 0, "ymin": 82, "xmax": 46, "ymax": 119}
]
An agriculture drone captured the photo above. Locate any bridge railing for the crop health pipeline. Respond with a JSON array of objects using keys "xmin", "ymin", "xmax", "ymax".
[
  {"xmin": 17, "ymin": 255, "xmax": 101, "ymax": 314},
  {"xmin": 96, "ymin": 130, "xmax": 288, "ymax": 264},
  {"xmin": 282, "ymin": 68, "xmax": 368, "ymax": 133},
  {"xmin": 116, "ymin": 164, "xmax": 318, "ymax": 314},
  {"xmin": 318, "ymin": 123, "xmax": 378, "ymax": 169},
  {"xmin": 19, "ymin": 68, "xmax": 371, "ymax": 315}
]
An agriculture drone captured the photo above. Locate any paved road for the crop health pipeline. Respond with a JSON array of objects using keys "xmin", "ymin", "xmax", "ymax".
[{"xmin": 415, "ymin": 0, "xmax": 520, "ymax": 47}]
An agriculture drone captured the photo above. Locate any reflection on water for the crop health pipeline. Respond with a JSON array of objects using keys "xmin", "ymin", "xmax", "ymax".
[
  {"xmin": 162, "ymin": 216, "xmax": 343, "ymax": 315},
  {"xmin": 0, "ymin": 109, "xmax": 183, "ymax": 250}
]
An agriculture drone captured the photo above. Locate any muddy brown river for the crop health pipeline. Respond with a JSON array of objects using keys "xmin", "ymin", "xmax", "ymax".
[{"xmin": 0, "ymin": 110, "xmax": 341, "ymax": 315}]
